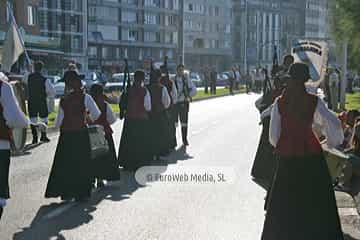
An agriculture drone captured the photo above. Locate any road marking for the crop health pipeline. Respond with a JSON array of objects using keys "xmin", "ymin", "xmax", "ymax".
[
  {"xmin": 338, "ymin": 208, "xmax": 359, "ymax": 216},
  {"xmin": 42, "ymin": 202, "xmax": 77, "ymax": 220}
]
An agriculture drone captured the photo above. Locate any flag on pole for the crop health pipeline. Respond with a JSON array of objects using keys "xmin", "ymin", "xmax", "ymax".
[{"xmin": 1, "ymin": 20, "xmax": 25, "ymax": 72}]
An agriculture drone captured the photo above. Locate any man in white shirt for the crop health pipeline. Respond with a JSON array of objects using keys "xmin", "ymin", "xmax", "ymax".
[
  {"xmin": 0, "ymin": 72, "xmax": 29, "ymax": 219},
  {"xmin": 174, "ymin": 64, "xmax": 197, "ymax": 146}
]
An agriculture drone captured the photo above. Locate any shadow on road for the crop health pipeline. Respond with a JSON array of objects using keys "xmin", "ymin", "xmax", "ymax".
[
  {"xmin": 166, "ymin": 145, "xmax": 194, "ymax": 165},
  {"xmin": 12, "ymin": 172, "xmax": 142, "ymax": 240}
]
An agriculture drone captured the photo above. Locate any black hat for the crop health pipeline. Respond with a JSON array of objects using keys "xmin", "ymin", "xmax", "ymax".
[
  {"xmin": 289, "ymin": 63, "xmax": 310, "ymax": 82},
  {"xmin": 63, "ymin": 70, "xmax": 84, "ymax": 90}
]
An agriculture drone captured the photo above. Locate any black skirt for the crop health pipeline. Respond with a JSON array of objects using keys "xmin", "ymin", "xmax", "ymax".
[
  {"xmin": 251, "ymin": 117, "xmax": 277, "ymax": 190},
  {"xmin": 118, "ymin": 119, "xmax": 152, "ymax": 171},
  {"xmin": 149, "ymin": 111, "xmax": 172, "ymax": 156},
  {"xmin": 262, "ymin": 153, "xmax": 344, "ymax": 240},
  {"xmin": 0, "ymin": 150, "xmax": 10, "ymax": 199},
  {"xmin": 93, "ymin": 134, "xmax": 120, "ymax": 181},
  {"xmin": 45, "ymin": 129, "xmax": 93, "ymax": 199}
]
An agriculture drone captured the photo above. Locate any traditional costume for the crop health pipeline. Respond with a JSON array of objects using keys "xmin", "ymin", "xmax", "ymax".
[
  {"xmin": 118, "ymin": 71, "xmax": 152, "ymax": 171},
  {"xmin": 90, "ymin": 86, "xmax": 120, "ymax": 182},
  {"xmin": 45, "ymin": 72, "xmax": 101, "ymax": 201},
  {"xmin": 261, "ymin": 63, "xmax": 344, "ymax": 240},
  {"xmin": 0, "ymin": 73, "xmax": 29, "ymax": 218},
  {"xmin": 27, "ymin": 63, "xmax": 55, "ymax": 144},
  {"xmin": 174, "ymin": 66, "xmax": 197, "ymax": 146},
  {"xmin": 147, "ymin": 70, "xmax": 171, "ymax": 158},
  {"xmin": 160, "ymin": 69, "xmax": 178, "ymax": 150}
]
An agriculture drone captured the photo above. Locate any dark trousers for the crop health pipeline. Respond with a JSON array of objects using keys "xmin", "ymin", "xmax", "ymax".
[
  {"xmin": 204, "ymin": 80, "xmax": 209, "ymax": 94},
  {"xmin": 229, "ymin": 80, "xmax": 234, "ymax": 94},
  {"xmin": 175, "ymin": 102, "xmax": 190, "ymax": 144},
  {"xmin": 28, "ymin": 99, "xmax": 48, "ymax": 119},
  {"xmin": 0, "ymin": 150, "xmax": 10, "ymax": 199},
  {"xmin": 210, "ymin": 81, "xmax": 216, "ymax": 94},
  {"xmin": 175, "ymin": 102, "xmax": 189, "ymax": 126}
]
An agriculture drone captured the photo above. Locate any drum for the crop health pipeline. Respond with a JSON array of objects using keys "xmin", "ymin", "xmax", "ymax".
[
  {"xmin": 9, "ymin": 80, "xmax": 27, "ymax": 153},
  {"xmin": 322, "ymin": 143, "xmax": 349, "ymax": 184}
]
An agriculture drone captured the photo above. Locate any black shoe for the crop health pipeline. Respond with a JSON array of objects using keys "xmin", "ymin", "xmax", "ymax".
[
  {"xmin": 0, "ymin": 207, "xmax": 3, "ymax": 220},
  {"xmin": 40, "ymin": 132, "xmax": 50, "ymax": 143},
  {"xmin": 31, "ymin": 125, "xmax": 38, "ymax": 144},
  {"xmin": 75, "ymin": 197, "xmax": 89, "ymax": 203}
]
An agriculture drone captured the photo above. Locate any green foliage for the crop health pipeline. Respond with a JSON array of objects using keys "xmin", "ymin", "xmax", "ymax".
[{"xmin": 331, "ymin": 0, "xmax": 360, "ymax": 71}]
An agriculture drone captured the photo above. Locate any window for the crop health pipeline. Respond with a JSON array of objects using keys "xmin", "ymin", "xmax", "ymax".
[
  {"xmin": 27, "ymin": 6, "xmax": 37, "ymax": 26},
  {"xmin": 188, "ymin": 4, "xmax": 193, "ymax": 11},
  {"xmin": 122, "ymin": 10, "xmax": 137, "ymax": 23},
  {"xmin": 144, "ymin": 13, "xmax": 158, "ymax": 24},
  {"xmin": 129, "ymin": 30, "xmax": 137, "ymax": 41}
]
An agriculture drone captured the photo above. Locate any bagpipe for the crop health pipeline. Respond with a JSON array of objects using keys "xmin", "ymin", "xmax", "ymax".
[
  {"xmin": 119, "ymin": 59, "xmax": 131, "ymax": 120},
  {"xmin": 257, "ymin": 46, "xmax": 278, "ymax": 113}
]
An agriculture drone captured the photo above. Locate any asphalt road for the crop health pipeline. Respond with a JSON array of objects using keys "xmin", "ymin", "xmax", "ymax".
[{"xmin": 1, "ymin": 93, "xmax": 266, "ymax": 240}]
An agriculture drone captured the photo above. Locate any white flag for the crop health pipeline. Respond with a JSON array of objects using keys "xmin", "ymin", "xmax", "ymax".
[{"xmin": 2, "ymin": 22, "xmax": 25, "ymax": 72}]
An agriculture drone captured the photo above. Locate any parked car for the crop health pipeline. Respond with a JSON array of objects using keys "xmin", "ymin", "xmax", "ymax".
[
  {"xmin": 189, "ymin": 72, "xmax": 203, "ymax": 87},
  {"xmin": 182, "ymin": 70, "xmax": 203, "ymax": 87},
  {"xmin": 84, "ymin": 72, "xmax": 102, "ymax": 90},
  {"xmin": 46, "ymin": 75, "xmax": 61, "ymax": 85},
  {"xmin": 53, "ymin": 75, "xmax": 86, "ymax": 97},
  {"xmin": 217, "ymin": 72, "xmax": 231, "ymax": 86},
  {"xmin": 104, "ymin": 73, "xmax": 134, "ymax": 95}
]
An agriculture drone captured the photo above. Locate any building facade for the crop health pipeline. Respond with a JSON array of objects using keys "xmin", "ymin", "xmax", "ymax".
[
  {"xmin": 233, "ymin": 0, "xmax": 306, "ymax": 72},
  {"xmin": 88, "ymin": 0, "xmax": 182, "ymax": 73},
  {"xmin": 183, "ymin": 0, "xmax": 233, "ymax": 72},
  {"xmin": 305, "ymin": 0, "xmax": 330, "ymax": 39},
  {"xmin": 38, "ymin": 0, "xmax": 88, "ymax": 71},
  {"xmin": 0, "ymin": 0, "xmax": 63, "ymax": 73}
]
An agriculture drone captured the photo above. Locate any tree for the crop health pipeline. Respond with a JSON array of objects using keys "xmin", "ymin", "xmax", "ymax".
[{"xmin": 331, "ymin": 0, "xmax": 360, "ymax": 71}]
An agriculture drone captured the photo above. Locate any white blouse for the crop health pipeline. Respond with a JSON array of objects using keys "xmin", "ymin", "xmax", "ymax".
[
  {"xmin": 269, "ymin": 97, "xmax": 344, "ymax": 148},
  {"xmin": 144, "ymin": 89, "xmax": 152, "ymax": 112},
  {"xmin": 161, "ymin": 86, "xmax": 171, "ymax": 109},
  {"xmin": 0, "ymin": 80, "xmax": 30, "ymax": 150},
  {"xmin": 55, "ymin": 94, "xmax": 101, "ymax": 128}
]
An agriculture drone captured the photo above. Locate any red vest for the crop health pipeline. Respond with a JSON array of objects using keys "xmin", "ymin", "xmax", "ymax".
[
  {"xmin": 127, "ymin": 85, "xmax": 148, "ymax": 120},
  {"xmin": 0, "ymin": 81, "xmax": 12, "ymax": 140},
  {"xmin": 275, "ymin": 94, "xmax": 322, "ymax": 157},
  {"xmin": 93, "ymin": 97, "xmax": 113, "ymax": 135},
  {"xmin": 60, "ymin": 92, "xmax": 86, "ymax": 131},
  {"xmin": 148, "ymin": 84, "xmax": 165, "ymax": 113}
]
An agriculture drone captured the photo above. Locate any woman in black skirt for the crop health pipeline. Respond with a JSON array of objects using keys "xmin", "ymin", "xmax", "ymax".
[
  {"xmin": 118, "ymin": 70, "xmax": 153, "ymax": 171},
  {"xmin": 262, "ymin": 63, "xmax": 344, "ymax": 239},
  {"xmin": 90, "ymin": 84, "xmax": 120, "ymax": 186},
  {"xmin": 45, "ymin": 71, "xmax": 101, "ymax": 202},
  {"xmin": 251, "ymin": 71, "xmax": 286, "ymax": 190},
  {"xmin": 147, "ymin": 69, "xmax": 171, "ymax": 160}
]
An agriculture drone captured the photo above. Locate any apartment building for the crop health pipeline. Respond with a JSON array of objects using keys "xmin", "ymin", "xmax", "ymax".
[
  {"xmin": 183, "ymin": 0, "xmax": 233, "ymax": 72},
  {"xmin": 88, "ymin": 0, "xmax": 182, "ymax": 73},
  {"xmin": 233, "ymin": 0, "xmax": 305, "ymax": 71},
  {"xmin": 0, "ymin": 0, "xmax": 62, "ymax": 73}
]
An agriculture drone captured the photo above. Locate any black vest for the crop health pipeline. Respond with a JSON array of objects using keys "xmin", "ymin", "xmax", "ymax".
[{"xmin": 28, "ymin": 72, "xmax": 46, "ymax": 102}]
